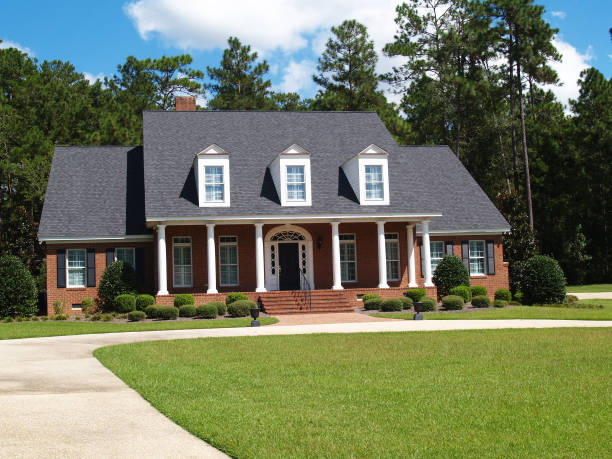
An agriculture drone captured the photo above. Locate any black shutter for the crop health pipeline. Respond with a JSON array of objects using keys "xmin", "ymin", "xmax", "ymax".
[
  {"xmin": 419, "ymin": 240, "xmax": 424, "ymax": 278},
  {"xmin": 445, "ymin": 240, "xmax": 454, "ymax": 256},
  {"xmin": 86, "ymin": 248, "xmax": 96, "ymax": 287},
  {"xmin": 56, "ymin": 249, "xmax": 66, "ymax": 288},
  {"xmin": 461, "ymin": 241, "xmax": 470, "ymax": 271},
  {"xmin": 135, "ymin": 247, "xmax": 145, "ymax": 285},
  {"xmin": 106, "ymin": 248, "xmax": 115, "ymax": 267},
  {"xmin": 486, "ymin": 240, "xmax": 495, "ymax": 275}
]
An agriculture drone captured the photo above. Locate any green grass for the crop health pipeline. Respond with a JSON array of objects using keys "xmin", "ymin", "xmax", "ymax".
[
  {"xmin": 0, "ymin": 317, "xmax": 278, "ymax": 340},
  {"xmin": 95, "ymin": 329, "xmax": 612, "ymax": 458},
  {"xmin": 567, "ymin": 284, "xmax": 612, "ymax": 293}
]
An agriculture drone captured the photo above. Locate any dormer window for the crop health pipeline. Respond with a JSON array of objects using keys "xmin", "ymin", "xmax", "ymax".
[
  {"xmin": 286, "ymin": 166, "xmax": 306, "ymax": 201},
  {"xmin": 341, "ymin": 144, "xmax": 390, "ymax": 206},
  {"xmin": 364, "ymin": 165, "xmax": 384, "ymax": 200},
  {"xmin": 269, "ymin": 144, "xmax": 312, "ymax": 206},
  {"xmin": 194, "ymin": 144, "xmax": 230, "ymax": 207},
  {"xmin": 204, "ymin": 166, "xmax": 224, "ymax": 202}
]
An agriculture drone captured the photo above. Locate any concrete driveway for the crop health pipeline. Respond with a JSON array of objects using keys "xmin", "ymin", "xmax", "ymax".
[
  {"xmin": 2, "ymin": 319, "xmax": 612, "ymax": 458},
  {"xmin": 571, "ymin": 292, "xmax": 612, "ymax": 300}
]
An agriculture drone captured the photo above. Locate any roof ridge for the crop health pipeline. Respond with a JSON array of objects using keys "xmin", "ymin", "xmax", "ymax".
[{"xmin": 143, "ymin": 110, "xmax": 379, "ymax": 114}]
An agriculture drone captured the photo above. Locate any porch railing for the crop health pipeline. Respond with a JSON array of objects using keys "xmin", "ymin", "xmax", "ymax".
[{"xmin": 298, "ymin": 270, "xmax": 312, "ymax": 311}]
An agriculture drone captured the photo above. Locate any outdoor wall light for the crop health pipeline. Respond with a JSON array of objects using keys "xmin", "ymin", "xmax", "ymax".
[{"xmin": 317, "ymin": 235, "xmax": 323, "ymax": 249}]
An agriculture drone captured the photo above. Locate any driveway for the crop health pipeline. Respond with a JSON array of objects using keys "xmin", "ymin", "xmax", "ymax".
[
  {"xmin": 1, "ymin": 319, "xmax": 612, "ymax": 458},
  {"xmin": 571, "ymin": 292, "xmax": 612, "ymax": 300}
]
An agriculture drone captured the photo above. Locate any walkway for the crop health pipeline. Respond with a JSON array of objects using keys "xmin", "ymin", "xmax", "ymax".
[
  {"xmin": 2, "ymin": 319, "xmax": 611, "ymax": 458},
  {"xmin": 572, "ymin": 292, "xmax": 612, "ymax": 300}
]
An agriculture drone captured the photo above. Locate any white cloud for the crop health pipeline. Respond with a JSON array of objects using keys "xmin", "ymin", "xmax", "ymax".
[
  {"xmin": 83, "ymin": 72, "xmax": 105, "ymax": 84},
  {"xmin": 275, "ymin": 59, "xmax": 317, "ymax": 94},
  {"xmin": 550, "ymin": 11, "xmax": 566, "ymax": 19},
  {"xmin": 545, "ymin": 38, "xmax": 593, "ymax": 109},
  {"xmin": 0, "ymin": 39, "xmax": 33, "ymax": 56}
]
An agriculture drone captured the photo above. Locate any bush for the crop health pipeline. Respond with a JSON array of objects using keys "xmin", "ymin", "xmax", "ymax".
[
  {"xmin": 53, "ymin": 314, "xmax": 68, "ymax": 321},
  {"xmin": 81, "ymin": 297, "xmax": 95, "ymax": 314},
  {"xmin": 363, "ymin": 298, "xmax": 383, "ymax": 310},
  {"xmin": 156, "ymin": 306, "xmax": 179, "ymax": 320},
  {"xmin": 228, "ymin": 300, "xmax": 255, "ymax": 317},
  {"xmin": 380, "ymin": 298, "xmax": 403, "ymax": 312},
  {"xmin": 3, "ymin": 317, "xmax": 14, "ymax": 323},
  {"xmin": 0, "ymin": 255, "xmax": 38, "ymax": 318},
  {"xmin": 442, "ymin": 295, "xmax": 464, "ymax": 310},
  {"xmin": 174, "ymin": 294, "xmax": 194, "ymax": 307},
  {"xmin": 513, "ymin": 291, "xmax": 523, "ymax": 304},
  {"xmin": 145, "ymin": 305, "xmax": 159, "ymax": 319},
  {"xmin": 196, "ymin": 303, "xmax": 218, "ymax": 319},
  {"xmin": 16, "ymin": 316, "xmax": 26, "ymax": 322},
  {"xmin": 471, "ymin": 286, "xmax": 487, "ymax": 297},
  {"xmin": 90, "ymin": 313, "xmax": 101, "ymax": 321},
  {"xmin": 102, "ymin": 313, "xmax": 113, "ymax": 322},
  {"xmin": 472, "ymin": 295, "xmax": 491, "ymax": 308},
  {"xmin": 135, "ymin": 294, "xmax": 155, "ymax": 311},
  {"xmin": 41, "ymin": 315, "xmax": 49, "ymax": 321},
  {"xmin": 565, "ymin": 294, "xmax": 579, "ymax": 304},
  {"xmin": 494, "ymin": 299, "xmax": 508, "ymax": 308},
  {"xmin": 127, "ymin": 310, "xmax": 146, "ymax": 322},
  {"xmin": 97, "ymin": 261, "xmax": 138, "ymax": 312},
  {"xmin": 420, "ymin": 297, "xmax": 437, "ymax": 311},
  {"xmin": 74, "ymin": 316, "xmax": 81, "ymax": 321},
  {"xmin": 399, "ymin": 296, "xmax": 413, "ymax": 310},
  {"xmin": 522, "ymin": 255, "xmax": 566, "ymax": 305},
  {"xmin": 449, "ymin": 285, "xmax": 472, "ymax": 303},
  {"xmin": 362, "ymin": 293, "xmax": 381, "ymax": 302},
  {"xmin": 494, "ymin": 289, "xmax": 512, "ymax": 302},
  {"xmin": 115, "ymin": 294, "xmax": 136, "ymax": 313},
  {"xmin": 215, "ymin": 301, "xmax": 227, "ymax": 316},
  {"xmin": 53, "ymin": 300, "xmax": 66, "ymax": 316},
  {"xmin": 432, "ymin": 255, "xmax": 470, "ymax": 299},
  {"xmin": 226, "ymin": 292, "xmax": 249, "ymax": 305},
  {"xmin": 31, "ymin": 316, "xmax": 40, "ymax": 321},
  {"xmin": 404, "ymin": 289, "xmax": 426, "ymax": 302},
  {"xmin": 179, "ymin": 304, "xmax": 196, "ymax": 317}
]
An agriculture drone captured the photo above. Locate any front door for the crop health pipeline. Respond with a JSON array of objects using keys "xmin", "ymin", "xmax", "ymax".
[{"xmin": 278, "ymin": 243, "xmax": 300, "ymax": 290}]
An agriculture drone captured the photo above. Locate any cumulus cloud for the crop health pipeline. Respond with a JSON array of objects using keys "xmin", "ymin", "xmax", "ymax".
[
  {"xmin": 550, "ymin": 11, "xmax": 566, "ymax": 19},
  {"xmin": 0, "ymin": 39, "xmax": 33, "ymax": 56},
  {"xmin": 275, "ymin": 59, "xmax": 317, "ymax": 94},
  {"xmin": 83, "ymin": 72, "xmax": 105, "ymax": 84},
  {"xmin": 545, "ymin": 38, "xmax": 593, "ymax": 109}
]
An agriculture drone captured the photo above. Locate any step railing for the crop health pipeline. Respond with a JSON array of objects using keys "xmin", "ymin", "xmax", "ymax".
[{"xmin": 298, "ymin": 270, "xmax": 312, "ymax": 311}]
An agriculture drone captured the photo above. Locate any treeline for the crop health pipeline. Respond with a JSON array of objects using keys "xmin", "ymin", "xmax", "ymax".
[{"xmin": 0, "ymin": 0, "xmax": 610, "ymax": 291}]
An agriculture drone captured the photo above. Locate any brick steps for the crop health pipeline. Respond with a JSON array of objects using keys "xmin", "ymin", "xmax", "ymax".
[{"xmin": 259, "ymin": 290, "xmax": 353, "ymax": 314}]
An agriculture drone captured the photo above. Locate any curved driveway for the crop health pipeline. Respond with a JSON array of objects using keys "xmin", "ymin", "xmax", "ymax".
[{"xmin": 1, "ymin": 318, "xmax": 611, "ymax": 458}]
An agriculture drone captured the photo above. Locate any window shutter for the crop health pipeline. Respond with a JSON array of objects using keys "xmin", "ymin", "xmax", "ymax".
[
  {"xmin": 445, "ymin": 241, "xmax": 454, "ymax": 256},
  {"xmin": 419, "ymin": 240, "xmax": 424, "ymax": 278},
  {"xmin": 135, "ymin": 247, "xmax": 145, "ymax": 285},
  {"xmin": 461, "ymin": 241, "xmax": 470, "ymax": 271},
  {"xmin": 486, "ymin": 240, "xmax": 495, "ymax": 275},
  {"xmin": 106, "ymin": 248, "xmax": 115, "ymax": 267},
  {"xmin": 86, "ymin": 248, "xmax": 96, "ymax": 287},
  {"xmin": 56, "ymin": 249, "xmax": 66, "ymax": 288}
]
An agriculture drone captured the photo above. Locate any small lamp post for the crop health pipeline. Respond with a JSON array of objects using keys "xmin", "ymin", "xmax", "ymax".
[
  {"xmin": 251, "ymin": 298, "xmax": 262, "ymax": 327},
  {"xmin": 413, "ymin": 302, "xmax": 424, "ymax": 320}
]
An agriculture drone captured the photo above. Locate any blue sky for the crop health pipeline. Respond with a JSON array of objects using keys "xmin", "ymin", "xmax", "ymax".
[{"xmin": 1, "ymin": 0, "xmax": 610, "ymax": 108}]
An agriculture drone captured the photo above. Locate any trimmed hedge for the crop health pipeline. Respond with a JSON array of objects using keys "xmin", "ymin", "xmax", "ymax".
[
  {"xmin": 363, "ymin": 298, "xmax": 383, "ymax": 310},
  {"xmin": 420, "ymin": 297, "xmax": 437, "ymax": 312},
  {"xmin": 215, "ymin": 301, "xmax": 227, "ymax": 316},
  {"xmin": 179, "ymin": 304, "xmax": 196, "ymax": 317},
  {"xmin": 228, "ymin": 299, "xmax": 256, "ymax": 317},
  {"xmin": 174, "ymin": 294, "xmax": 195, "ymax": 307},
  {"xmin": 493, "ymin": 299, "xmax": 508, "ymax": 308},
  {"xmin": 156, "ymin": 306, "xmax": 179, "ymax": 320},
  {"xmin": 404, "ymin": 289, "xmax": 426, "ymax": 302},
  {"xmin": 472, "ymin": 295, "xmax": 491, "ymax": 308},
  {"xmin": 399, "ymin": 296, "xmax": 413, "ymax": 310},
  {"xmin": 471, "ymin": 286, "xmax": 487, "ymax": 297},
  {"xmin": 380, "ymin": 298, "xmax": 403, "ymax": 312},
  {"xmin": 226, "ymin": 292, "xmax": 249, "ymax": 305},
  {"xmin": 494, "ymin": 289, "xmax": 512, "ymax": 302},
  {"xmin": 449, "ymin": 285, "xmax": 472, "ymax": 303},
  {"xmin": 97, "ymin": 261, "xmax": 138, "ymax": 312},
  {"xmin": 196, "ymin": 303, "xmax": 218, "ymax": 319},
  {"xmin": 0, "ymin": 255, "xmax": 38, "ymax": 318},
  {"xmin": 127, "ymin": 310, "xmax": 146, "ymax": 322},
  {"xmin": 432, "ymin": 255, "xmax": 470, "ymax": 299},
  {"xmin": 442, "ymin": 295, "xmax": 464, "ymax": 310},
  {"xmin": 136, "ymin": 294, "xmax": 155, "ymax": 311},
  {"xmin": 144, "ymin": 305, "xmax": 158, "ymax": 319},
  {"xmin": 522, "ymin": 256, "xmax": 566, "ymax": 305},
  {"xmin": 362, "ymin": 293, "xmax": 381, "ymax": 302},
  {"xmin": 115, "ymin": 294, "xmax": 136, "ymax": 313}
]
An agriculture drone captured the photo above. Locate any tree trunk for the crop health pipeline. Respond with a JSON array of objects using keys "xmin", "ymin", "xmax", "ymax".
[
  {"xmin": 508, "ymin": 34, "xmax": 520, "ymax": 191},
  {"xmin": 516, "ymin": 62, "xmax": 534, "ymax": 231}
]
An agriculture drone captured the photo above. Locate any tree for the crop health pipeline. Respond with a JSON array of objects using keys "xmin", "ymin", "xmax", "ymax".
[
  {"xmin": 432, "ymin": 255, "xmax": 470, "ymax": 299},
  {"xmin": 97, "ymin": 261, "xmax": 139, "ymax": 312},
  {"xmin": 0, "ymin": 254, "xmax": 37, "ymax": 317}
]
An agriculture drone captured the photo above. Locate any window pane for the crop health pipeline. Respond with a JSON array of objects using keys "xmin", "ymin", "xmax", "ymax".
[
  {"xmin": 116, "ymin": 248, "xmax": 135, "ymax": 269},
  {"xmin": 286, "ymin": 166, "xmax": 304, "ymax": 183},
  {"xmin": 204, "ymin": 166, "xmax": 224, "ymax": 201},
  {"xmin": 469, "ymin": 240, "xmax": 485, "ymax": 258},
  {"xmin": 219, "ymin": 239, "xmax": 238, "ymax": 286},
  {"xmin": 204, "ymin": 166, "xmax": 223, "ymax": 184},
  {"xmin": 340, "ymin": 235, "xmax": 356, "ymax": 282},
  {"xmin": 385, "ymin": 238, "xmax": 400, "ymax": 280},
  {"xmin": 430, "ymin": 241, "xmax": 444, "ymax": 273},
  {"xmin": 287, "ymin": 183, "xmax": 306, "ymax": 201},
  {"xmin": 365, "ymin": 165, "xmax": 384, "ymax": 200},
  {"xmin": 67, "ymin": 249, "xmax": 85, "ymax": 268},
  {"xmin": 469, "ymin": 240, "xmax": 485, "ymax": 275},
  {"xmin": 173, "ymin": 242, "xmax": 192, "ymax": 287},
  {"xmin": 365, "ymin": 165, "xmax": 382, "ymax": 182}
]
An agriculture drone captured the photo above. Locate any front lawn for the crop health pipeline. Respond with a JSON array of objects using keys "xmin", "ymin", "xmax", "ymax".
[
  {"xmin": 567, "ymin": 283, "xmax": 612, "ymax": 293},
  {"xmin": 0, "ymin": 317, "xmax": 278, "ymax": 340},
  {"xmin": 95, "ymin": 329, "xmax": 612, "ymax": 458}
]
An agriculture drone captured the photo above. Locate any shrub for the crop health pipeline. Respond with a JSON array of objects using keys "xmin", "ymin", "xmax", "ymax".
[
  {"xmin": 363, "ymin": 298, "xmax": 383, "ymax": 310},
  {"xmin": 494, "ymin": 289, "xmax": 512, "ymax": 302},
  {"xmin": 174, "ymin": 294, "xmax": 194, "ymax": 307},
  {"xmin": 145, "ymin": 305, "xmax": 159, "ymax": 319},
  {"xmin": 31, "ymin": 316, "xmax": 40, "ymax": 321},
  {"xmin": 0, "ymin": 255, "xmax": 38, "ymax": 318},
  {"xmin": 522, "ymin": 255, "xmax": 566, "ymax": 305},
  {"xmin": 226, "ymin": 292, "xmax": 249, "ymax": 305},
  {"xmin": 135, "ymin": 294, "xmax": 155, "ymax": 311},
  {"xmin": 52, "ymin": 300, "xmax": 65, "ymax": 316},
  {"xmin": 472, "ymin": 295, "xmax": 491, "ymax": 308},
  {"xmin": 3, "ymin": 317, "xmax": 14, "ymax": 323},
  {"xmin": 196, "ymin": 303, "xmax": 218, "ymax": 319},
  {"xmin": 471, "ymin": 286, "xmax": 487, "ymax": 297},
  {"xmin": 565, "ymin": 294, "xmax": 579, "ymax": 304},
  {"xmin": 102, "ymin": 313, "xmax": 113, "ymax": 322},
  {"xmin": 449, "ymin": 285, "xmax": 472, "ymax": 303},
  {"xmin": 116, "ymin": 313, "xmax": 128, "ymax": 320},
  {"xmin": 127, "ymin": 310, "xmax": 146, "ymax": 322},
  {"xmin": 156, "ymin": 306, "xmax": 179, "ymax": 320},
  {"xmin": 228, "ymin": 300, "xmax": 255, "ymax": 317},
  {"xmin": 81, "ymin": 297, "xmax": 95, "ymax": 314},
  {"xmin": 420, "ymin": 297, "xmax": 437, "ymax": 312},
  {"xmin": 442, "ymin": 295, "xmax": 464, "ymax": 310},
  {"xmin": 433, "ymin": 255, "xmax": 470, "ymax": 299},
  {"xmin": 380, "ymin": 298, "xmax": 403, "ymax": 312},
  {"xmin": 115, "ymin": 294, "xmax": 136, "ymax": 313},
  {"xmin": 215, "ymin": 301, "xmax": 227, "ymax": 316},
  {"xmin": 97, "ymin": 261, "xmax": 138, "ymax": 312},
  {"xmin": 179, "ymin": 304, "xmax": 196, "ymax": 317},
  {"xmin": 90, "ymin": 313, "xmax": 101, "ymax": 321},
  {"xmin": 509, "ymin": 300, "xmax": 521, "ymax": 306},
  {"xmin": 74, "ymin": 316, "xmax": 81, "ymax": 321},
  {"xmin": 399, "ymin": 296, "xmax": 413, "ymax": 310},
  {"xmin": 53, "ymin": 314, "xmax": 68, "ymax": 320},
  {"xmin": 404, "ymin": 289, "xmax": 426, "ymax": 302},
  {"xmin": 513, "ymin": 291, "xmax": 523, "ymax": 304},
  {"xmin": 15, "ymin": 316, "xmax": 25, "ymax": 322},
  {"xmin": 41, "ymin": 316, "xmax": 49, "ymax": 321},
  {"xmin": 362, "ymin": 293, "xmax": 381, "ymax": 302},
  {"xmin": 494, "ymin": 299, "xmax": 508, "ymax": 308}
]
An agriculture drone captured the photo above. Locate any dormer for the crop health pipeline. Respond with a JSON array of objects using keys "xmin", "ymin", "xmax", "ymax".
[
  {"xmin": 194, "ymin": 144, "xmax": 230, "ymax": 207},
  {"xmin": 341, "ymin": 144, "xmax": 390, "ymax": 205},
  {"xmin": 269, "ymin": 144, "xmax": 312, "ymax": 206}
]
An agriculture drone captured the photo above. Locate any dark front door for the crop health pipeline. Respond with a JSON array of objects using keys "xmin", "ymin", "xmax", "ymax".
[{"xmin": 278, "ymin": 243, "xmax": 300, "ymax": 290}]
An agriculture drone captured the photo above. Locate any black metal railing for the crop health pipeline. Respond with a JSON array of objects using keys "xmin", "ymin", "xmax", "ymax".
[{"xmin": 299, "ymin": 270, "xmax": 312, "ymax": 311}]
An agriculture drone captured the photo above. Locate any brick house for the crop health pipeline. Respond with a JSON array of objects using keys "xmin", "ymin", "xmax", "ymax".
[{"xmin": 38, "ymin": 96, "xmax": 510, "ymax": 315}]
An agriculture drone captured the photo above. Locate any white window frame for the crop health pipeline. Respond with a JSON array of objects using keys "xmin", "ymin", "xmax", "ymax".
[
  {"xmin": 469, "ymin": 240, "xmax": 486, "ymax": 276},
  {"xmin": 430, "ymin": 241, "xmax": 444, "ymax": 273},
  {"xmin": 203, "ymin": 165, "xmax": 225, "ymax": 203},
  {"xmin": 364, "ymin": 164, "xmax": 384, "ymax": 201},
  {"xmin": 116, "ymin": 247, "xmax": 136, "ymax": 270},
  {"xmin": 285, "ymin": 165, "xmax": 307, "ymax": 202},
  {"xmin": 66, "ymin": 248, "xmax": 86, "ymax": 288},
  {"xmin": 339, "ymin": 233, "xmax": 357, "ymax": 283},
  {"xmin": 173, "ymin": 237, "xmax": 193, "ymax": 288},
  {"xmin": 194, "ymin": 145, "xmax": 230, "ymax": 207},
  {"xmin": 269, "ymin": 145, "xmax": 312, "ymax": 207},
  {"xmin": 358, "ymin": 158, "xmax": 390, "ymax": 205},
  {"xmin": 219, "ymin": 236, "xmax": 239, "ymax": 287},
  {"xmin": 385, "ymin": 233, "xmax": 400, "ymax": 281}
]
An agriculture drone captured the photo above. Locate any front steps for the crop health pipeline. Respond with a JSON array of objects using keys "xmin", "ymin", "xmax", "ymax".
[{"xmin": 259, "ymin": 290, "xmax": 354, "ymax": 315}]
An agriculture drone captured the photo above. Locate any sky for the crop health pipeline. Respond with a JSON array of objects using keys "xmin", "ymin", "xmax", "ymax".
[{"xmin": 1, "ymin": 0, "xmax": 610, "ymax": 110}]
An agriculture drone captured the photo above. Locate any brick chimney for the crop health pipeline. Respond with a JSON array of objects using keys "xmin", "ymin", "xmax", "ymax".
[{"xmin": 175, "ymin": 95, "xmax": 196, "ymax": 111}]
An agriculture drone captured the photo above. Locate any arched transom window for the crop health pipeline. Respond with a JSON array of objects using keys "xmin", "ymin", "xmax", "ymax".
[{"xmin": 270, "ymin": 231, "xmax": 306, "ymax": 241}]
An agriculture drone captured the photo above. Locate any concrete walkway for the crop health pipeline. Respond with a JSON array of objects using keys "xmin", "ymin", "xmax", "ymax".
[
  {"xmin": 571, "ymin": 292, "xmax": 612, "ymax": 299},
  {"xmin": 1, "ymin": 319, "xmax": 612, "ymax": 458}
]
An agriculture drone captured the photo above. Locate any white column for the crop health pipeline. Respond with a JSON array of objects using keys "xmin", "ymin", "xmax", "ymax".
[
  {"xmin": 255, "ymin": 223, "xmax": 266, "ymax": 292},
  {"xmin": 156, "ymin": 224, "xmax": 168, "ymax": 295},
  {"xmin": 422, "ymin": 221, "xmax": 434, "ymax": 287},
  {"xmin": 331, "ymin": 222, "xmax": 343, "ymax": 290},
  {"xmin": 407, "ymin": 224, "xmax": 417, "ymax": 287},
  {"xmin": 206, "ymin": 223, "xmax": 218, "ymax": 294},
  {"xmin": 377, "ymin": 221, "xmax": 389, "ymax": 288}
]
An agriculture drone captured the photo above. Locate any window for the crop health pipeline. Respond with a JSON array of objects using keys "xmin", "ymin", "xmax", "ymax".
[
  {"xmin": 66, "ymin": 249, "xmax": 86, "ymax": 288},
  {"xmin": 430, "ymin": 241, "xmax": 444, "ymax": 273},
  {"xmin": 173, "ymin": 237, "xmax": 192, "ymax": 287},
  {"xmin": 469, "ymin": 240, "xmax": 486, "ymax": 275},
  {"xmin": 204, "ymin": 166, "xmax": 224, "ymax": 202},
  {"xmin": 385, "ymin": 233, "xmax": 400, "ymax": 281},
  {"xmin": 286, "ymin": 165, "xmax": 306, "ymax": 201},
  {"xmin": 365, "ymin": 165, "xmax": 384, "ymax": 200},
  {"xmin": 219, "ymin": 236, "xmax": 239, "ymax": 286},
  {"xmin": 116, "ymin": 247, "xmax": 135, "ymax": 269},
  {"xmin": 339, "ymin": 234, "xmax": 357, "ymax": 282}
]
